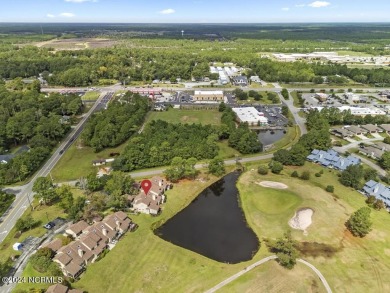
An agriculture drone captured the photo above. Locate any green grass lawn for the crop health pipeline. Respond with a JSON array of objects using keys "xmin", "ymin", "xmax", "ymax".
[
  {"xmin": 51, "ymin": 139, "xmax": 129, "ymax": 181},
  {"xmin": 221, "ymin": 260, "xmax": 327, "ymax": 293},
  {"xmin": 146, "ymin": 109, "xmax": 222, "ymax": 125},
  {"xmin": 74, "ymin": 174, "xmax": 257, "ymax": 293},
  {"xmin": 236, "ymin": 164, "xmax": 390, "ymax": 293},
  {"xmin": 81, "ymin": 91, "xmax": 100, "ymax": 101}
]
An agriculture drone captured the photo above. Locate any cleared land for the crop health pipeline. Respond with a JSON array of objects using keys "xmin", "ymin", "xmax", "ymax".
[
  {"xmin": 35, "ymin": 38, "xmax": 119, "ymax": 51},
  {"xmin": 146, "ymin": 109, "xmax": 222, "ymax": 125},
  {"xmin": 50, "ymin": 139, "xmax": 128, "ymax": 181}
]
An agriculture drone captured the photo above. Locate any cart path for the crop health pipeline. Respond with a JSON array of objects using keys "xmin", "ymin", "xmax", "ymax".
[{"xmin": 204, "ymin": 256, "xmax": 332, "ymax": 293}]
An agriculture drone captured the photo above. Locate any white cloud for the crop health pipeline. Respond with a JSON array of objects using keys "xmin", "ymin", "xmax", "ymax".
[
  {"xmin": 282, "ymin": 7, "xmax": 290, "ymax": 11},
  {"xmin": 159, "ymin": 8, "xmax": 175, "ymax": 15},
  {"xmin": 64, "ymin": 0, "xmax": 97, "ymax": 3},
  {"xmin": 308, "ymin": 1, "xmax": 331, "ymax": 8},
  {"xmin": 47, "ymin": 14, "xmax": 55, "ymax": 18},
  {"xmin": 60, "ymin": 12, "xmax": 76, "ymax": 17},
  {"xmin": 295, "ymin": 4, "xmax": 306, "ymax": 7}
]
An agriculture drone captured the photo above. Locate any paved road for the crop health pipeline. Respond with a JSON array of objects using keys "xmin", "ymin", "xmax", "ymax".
[
  {"xmin": 0, "ymin": 92, "xmax": 112, "ymax": 243},
  {"xmin": 204, "ymin": 256, "xmax": 332, "ymax": 293},
  {"xmin": 282, "ymin": 91, "xmax": 307, "ymax": 135},
  {"xmin": 333, "ymin": 137, "xmax": 387, "ymax": 176}
]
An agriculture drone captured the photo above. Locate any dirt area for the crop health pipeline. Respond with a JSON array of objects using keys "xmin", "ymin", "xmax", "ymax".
[
  {"xmin": 289, "ymin": 208, "xmax": 314, "ymax": 234},
  {"xmin": 257, "ymin": 181, "xmax": 288, "ymax": 189},
  {"xmin": 33, "ymin": 38, "xmax": 119, "ymax": 51}
]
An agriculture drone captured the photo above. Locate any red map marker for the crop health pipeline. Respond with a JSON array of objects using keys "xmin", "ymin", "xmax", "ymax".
[{"xmin": 141, "ymin": 179, "xmax": 152, "ymax": 196}]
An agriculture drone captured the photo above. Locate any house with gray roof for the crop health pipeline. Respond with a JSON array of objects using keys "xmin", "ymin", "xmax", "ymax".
[
  {"xmin": 359, "ymin": 146, "xmax": 384, "ymax": 160},
  {"xmin": 307, "ymin": 149, "xmax": 361, "ymax": 171},
  {"xmin": 345, "ymin": 125, "xmax": 367, "ymax": 135},
  {"xmin": 331, "ymin": 128, "xmax": 354, "ymax": 138},
  {"xmin": 361, "ymin": 124, "xmax": 383, "ymax": 133},
  {"xmin": 362, "ymin": 180, "xmax": 390, "ymax": 207},
  {"xmin": 379, "ymin": 124, "xmax": 390, "ymax": 133}
]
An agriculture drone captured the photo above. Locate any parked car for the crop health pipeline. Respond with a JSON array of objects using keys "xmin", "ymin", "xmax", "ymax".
[{"xmin": 43, "ymin": 222, "xmax": 55, "ymax": 229}]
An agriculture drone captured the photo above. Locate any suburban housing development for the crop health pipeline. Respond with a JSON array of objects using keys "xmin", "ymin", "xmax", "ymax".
[{"xmin": 44, "ymin": 211, "xmax": 136, "ymax": 278}]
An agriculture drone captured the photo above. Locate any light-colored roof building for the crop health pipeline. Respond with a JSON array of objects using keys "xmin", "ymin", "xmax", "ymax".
[
  {"xmin": 193, "ymin": 90, "xmax": 224, "ymax": 102},
  {"xmin": 232, "ymin": 107, "xmax": 268, "ymax": 125}
]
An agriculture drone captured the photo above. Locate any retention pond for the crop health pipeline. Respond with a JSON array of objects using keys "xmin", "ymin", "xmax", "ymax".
[{"xmin": 155, "ymin": 172, "xmax": 259, "ymax": 263}]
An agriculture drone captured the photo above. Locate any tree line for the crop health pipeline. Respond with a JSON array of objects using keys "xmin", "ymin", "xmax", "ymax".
[
  {"xmin": 0, "ymin": 87, "xmax": 83, "ymax": 184},
  {"xmin": 82, "ymin": 93, "xmax": 149, "ymax": 152}
]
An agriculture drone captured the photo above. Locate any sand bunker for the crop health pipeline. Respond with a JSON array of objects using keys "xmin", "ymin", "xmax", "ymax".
[
  {"xmin": 289, "ymin": 208, "xmax": 314, "ymax": 233},
  {"xmin": 258, "ymin": 181, "xmax": 288, "ymax": 189}
]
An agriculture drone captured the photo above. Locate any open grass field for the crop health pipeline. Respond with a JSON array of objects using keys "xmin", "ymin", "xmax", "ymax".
[
  {"xmin": 146, "ymin": 109, "xmax": 222, "ymax": 125},
  {"xmin": 50, "ymin": 139, "xmax": 129, "ymax": 181},
  {"xmin": 221, "ymin": 260, "xmax": 327, "ymax": 293},
  {"xmin": 81, "ymin": 91, "xmax": 100, "ymax": 101}
]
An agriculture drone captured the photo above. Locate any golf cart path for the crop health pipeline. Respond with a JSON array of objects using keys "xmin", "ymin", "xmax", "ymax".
[{"xmin": 204, "ymin": 255, "xmax": 332, "ymax": 293}]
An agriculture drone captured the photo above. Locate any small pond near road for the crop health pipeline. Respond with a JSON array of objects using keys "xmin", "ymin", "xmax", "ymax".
[{"xmin": 155, "ymin": 172, "xmax": 259, "ymax": 263}]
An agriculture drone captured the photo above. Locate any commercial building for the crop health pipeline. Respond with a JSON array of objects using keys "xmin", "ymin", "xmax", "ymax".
[
  {"xmin": 310, "ymin": 106, "xmax": 386, "ymax": 117},
  {"xmin": 193, "ymin": 90, "xmax": 224, "ymax": 102},
  {"xmin": 232, "ymin": 107, "xmax": 268, "ymax": 126}
]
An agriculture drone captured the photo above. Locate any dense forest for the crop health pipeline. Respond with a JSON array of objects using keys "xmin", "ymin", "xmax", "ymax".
[
  {"xmin": 113, "ymin": 120, "xmax": 220, "ymax": 171},
  {"xmin": 82, "ymin": 92, "xmax": 149, "ymax": 152},
  {"xmin": 0, "ymin": 86, "xmax": 83, "ymax": 184},
  {"xmin": 1, "ymin": 29, "xmax": 390, "ymax": 86}
]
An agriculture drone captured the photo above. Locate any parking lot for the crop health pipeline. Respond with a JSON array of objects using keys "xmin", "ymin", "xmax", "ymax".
[{"xmin": 254, "ymin": 105, "xmax": 289, "ymax": 126}]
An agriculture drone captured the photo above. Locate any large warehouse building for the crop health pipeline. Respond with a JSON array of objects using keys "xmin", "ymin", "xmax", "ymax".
[
  {"xmin": 232, "ymin": 107, "xmax": 268, "ymax": 126},
  {"xmin": 193, "ymin": 90, "xmax": 224, "ymax": 102}
]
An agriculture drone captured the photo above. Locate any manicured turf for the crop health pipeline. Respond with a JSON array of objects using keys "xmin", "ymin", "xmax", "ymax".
[
  {"xmin": 146, "ymin": 109, "xmax": 222, "ymax": 125},
  {"xmin": 221, "ymin": 260, "xmax": 327, "ymax": 293},
  {"xmin": 237, "ymin": 164, "xmax": 390, "ymax": 293}
]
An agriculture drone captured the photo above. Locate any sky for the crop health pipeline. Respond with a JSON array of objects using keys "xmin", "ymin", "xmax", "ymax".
[{"xmin": 1, "ymin": 0, "xmax": 390, "ymax": 23}]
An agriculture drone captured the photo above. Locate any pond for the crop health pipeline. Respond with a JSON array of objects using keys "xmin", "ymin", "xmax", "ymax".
[
  {"xmin": 155, "ymin": 172, "xmax": 259, "ymax": 264},
  {"xmin": 257, "ymin": 129, "xmax": 286, "ymax": 146}
]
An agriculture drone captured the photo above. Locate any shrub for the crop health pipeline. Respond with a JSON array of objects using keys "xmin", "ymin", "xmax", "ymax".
[
  {"xmin": 291, "ymin": 171, "xmax": 299, "ymax": 178},
  {"xmin": 325, "ymin": 185, "xmax": 334, "ymax": 193},
  {"xmin": 315, "ymin": 173, "xmax": 321, "ymax": 177},
  {"xmin": 319, "ymin": 169, "xmax": 324, "ymax": 174},
  {"xmin": 300, "ymin": 171, "xmax": 310, "ymax": 180},
  {"xmin": 269, "ymin": 161, "xmax": 283, "ymax": 174},
  {"xmin": 257, "ymin": 165, "xmax": 268, "ymax": 175}
]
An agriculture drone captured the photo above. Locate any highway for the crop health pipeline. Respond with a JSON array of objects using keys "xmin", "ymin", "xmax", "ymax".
[{"xmin": 0, "ymin": 91, "xmax": 113, "ymax": 243}]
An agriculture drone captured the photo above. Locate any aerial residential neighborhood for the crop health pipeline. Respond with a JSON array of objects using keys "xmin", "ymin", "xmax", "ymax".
[{"xmin": 1, "ymin": 2, "xmax": 390, "ymax": 293}]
